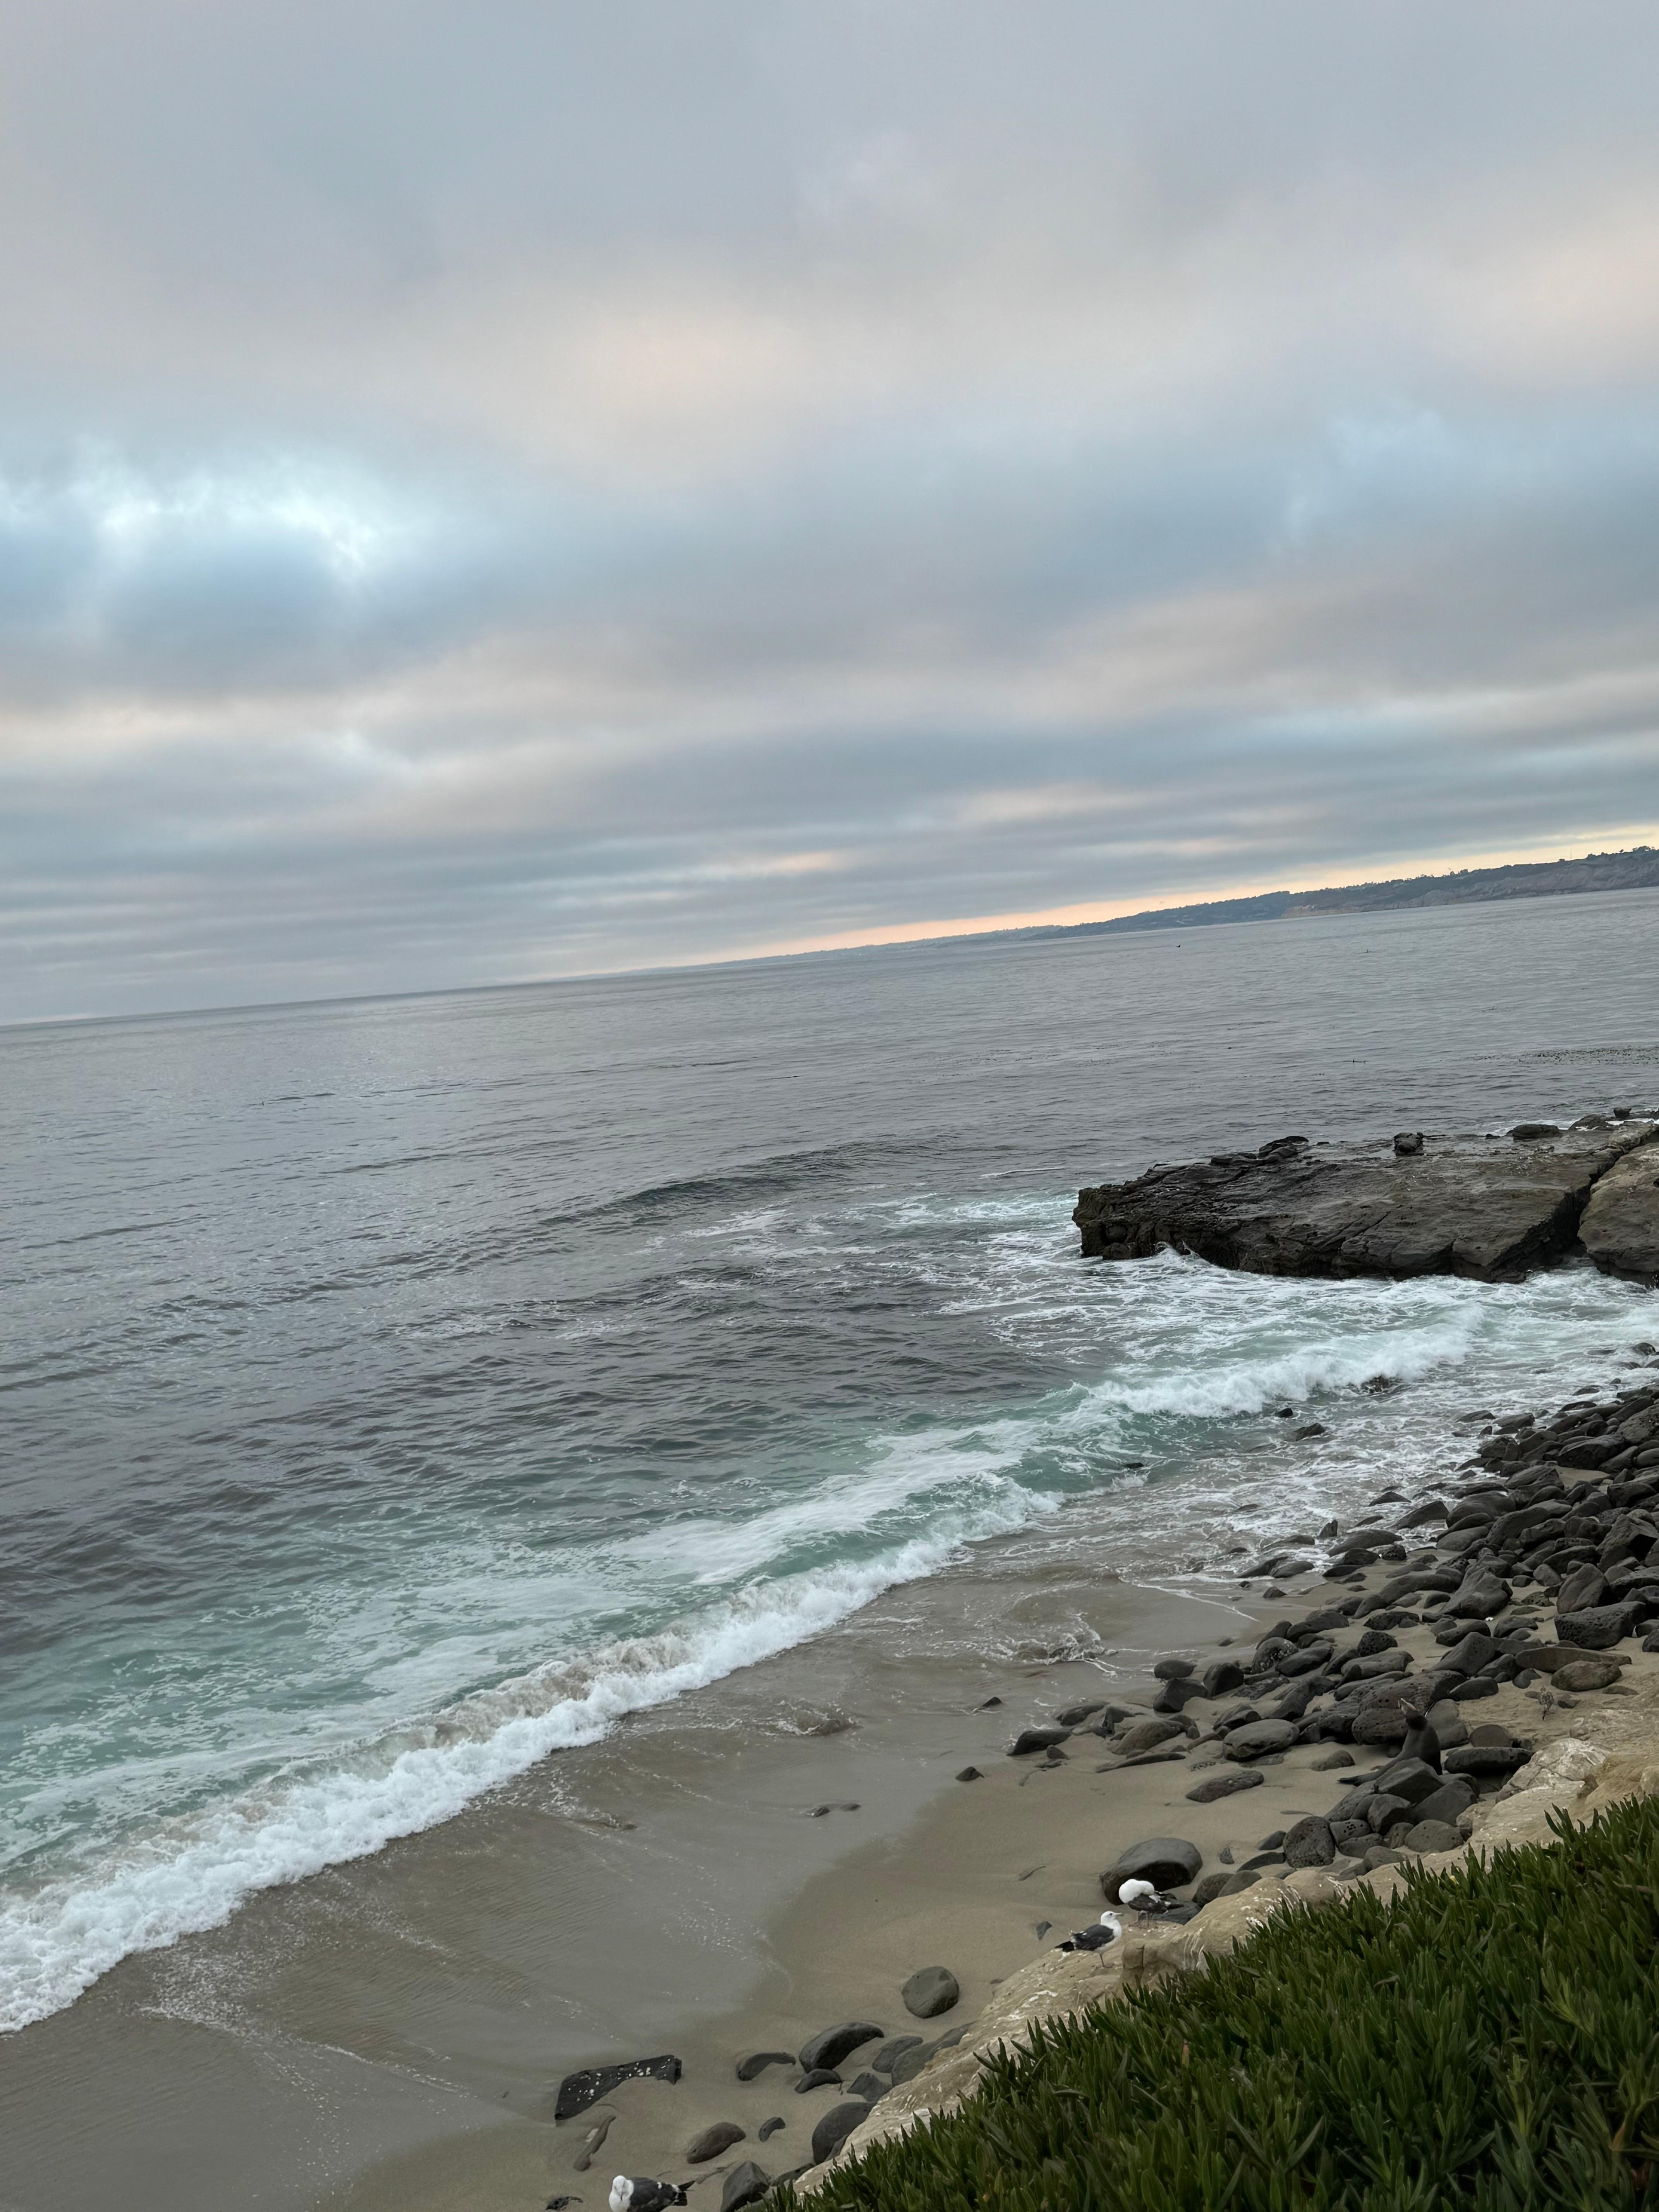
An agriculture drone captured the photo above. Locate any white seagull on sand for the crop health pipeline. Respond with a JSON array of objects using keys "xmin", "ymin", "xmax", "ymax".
[{"xmin": 610, "ymin": 2179, "xmax": 688, "ymax": 2212}]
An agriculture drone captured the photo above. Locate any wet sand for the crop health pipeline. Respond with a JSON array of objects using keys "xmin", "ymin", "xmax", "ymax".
[{"xmin": 0, "ymin": 1556, "xmax": 1258, "ymax": 2212}]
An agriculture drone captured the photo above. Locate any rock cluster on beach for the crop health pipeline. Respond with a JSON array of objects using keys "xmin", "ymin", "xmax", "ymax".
[{"xmin": 1074, "ymin": 1116, "xmax": 1659, "ymax": 1281}]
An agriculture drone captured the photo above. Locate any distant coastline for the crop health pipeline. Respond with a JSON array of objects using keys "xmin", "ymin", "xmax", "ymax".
[{"xmin": 1043, "ymin": 844, "xmax": 1659, "ymax": 939}]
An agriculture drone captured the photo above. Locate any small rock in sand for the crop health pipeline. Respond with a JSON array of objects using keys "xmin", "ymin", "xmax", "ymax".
[
  {"xmin": 795, "ymin": 2068, "xmax": 842, "ymax": 2094},
  {"xmin": 721, "ymin": 2162, "xmax": 772, "ymax": 2212},
  {"xmin": 1008, "ymin": 1727, "xmax": 1070, "ymax": 1757},
  {"xmin": 686, "ymin": 2122, "xmax": 746, "ymax": 2164},
  {"xmin": 955, "ymin": 1766, "xmax": 983, "ymax": 1782},
  {"xmin": 901, "ymin": 1966, "xmax": 960, "ymax": 2019},
  {"xmin": 757, "ymin": 2119, "xmax": 784, "ymax": 2142},
  {"xmin": 1186, "ymin": 1769, "xmax": 1265, "ymax": 1803},
  {"xmin": 735, "ymin": 2051, "xmax": 794, "ymax": 2082},
  {"xmin": 798, "ymin": 2023, "xmax": 884, "ymax": 2074},
  {"xmin": 811, "ymin": 2102, "xmax": 871, "ymax": 2166},
  {"xmin": 1555, "ymin": 1657, "xmax": 1622, "ymax": 1692}
]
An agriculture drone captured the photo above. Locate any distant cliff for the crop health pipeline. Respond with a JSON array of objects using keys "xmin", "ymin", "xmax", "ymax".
[{"xmin": 1066, "ymin": 845, "xmax": 1659, "ymax": 937}]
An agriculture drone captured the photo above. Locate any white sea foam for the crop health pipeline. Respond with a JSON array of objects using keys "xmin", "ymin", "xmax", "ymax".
[{"xmin": 0, "ymin": 1481, "xmax": 1047, "ymax": 2034}]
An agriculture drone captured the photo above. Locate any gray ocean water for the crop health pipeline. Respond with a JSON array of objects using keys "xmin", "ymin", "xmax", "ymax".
[{"xmin": 3, "ymin": 888, "xmax": 1658, "ymax": 2036}]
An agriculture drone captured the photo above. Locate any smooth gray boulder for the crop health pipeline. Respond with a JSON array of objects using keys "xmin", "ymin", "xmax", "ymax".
[
  {"xmin": 1105, "ymin": 1837, "xmax": 1202, "ymax": 1894},
  {"xmin": 797, "ymin": 2023, "xmax": 883, "ymax": 2074},
  {"xmin": 1283, "ymin": 1817, "xmax": 1336, "ymax": 1868},
  {"xmin": 1224, "ymin": 1719, "xmax": 1298, "ymax": 1760},
  {"xmin": 721, "ymin": 2163, "xmax": 771, "ymax": 2212},
  {"xmin": 1074, "ymin": 1124, "xmax": 1657, "ymax": 1282},
  {"xmin": 900, "ymin": 1967, "xmax": 959, "ymax": 2020},
  {"xmin": 810, "ymin": 2102, "xmax": 870, "ymax": 2166},
  {"xmin": 555, "ymin": 2055, "xmax": 682, "ymax": 2121},
  {"xmin": 687, "ymin": 2122, "xmax": 746, "ymax": 2164},
  {"xmin": 1185, "ymin": 1769, "xmax": 1265, "ymax": 1803}
]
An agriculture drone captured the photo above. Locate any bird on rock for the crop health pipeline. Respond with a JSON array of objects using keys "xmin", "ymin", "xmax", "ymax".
[
  {"xmin": 610, "ymin": 2179, "xmax": 688, "ymax": 2212},
  {"xmin": 1116, "ymin": 1878, "xmax": 1177, "ymax": 1910},
  {"xmin": 1057, "ymin": 1909, "xmax": 1121, "ymax": 1952}
]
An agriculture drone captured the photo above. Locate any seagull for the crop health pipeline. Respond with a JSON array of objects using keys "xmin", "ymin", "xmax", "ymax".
[
  {"xmin": 610, "ymin": 2180, "xmax": 688, "ymax": 2212},
  {"xmin": 1116, "ymin": 1878, "xmax": 1173, "ymax": 1910},
  {"xmin": 1057, "ymin": 1909, "xmax": 1122, "ymax": 1952}
]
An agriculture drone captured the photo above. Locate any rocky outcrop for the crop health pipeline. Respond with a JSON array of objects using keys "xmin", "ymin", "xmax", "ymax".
[
  {"xmin": 1074, "ymin": 1121, "xmax": 1659, "ymax": 1282},
  {"xmin": 1579, "ymin": 1144, "xmax": 1659, "ymax": 1284}
]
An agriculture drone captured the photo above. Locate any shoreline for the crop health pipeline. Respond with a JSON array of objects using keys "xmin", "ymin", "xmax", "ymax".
[
  {"xmin": 4, "ymin": 1287, "xmax": 1657, "ymax": 2212},
  {"xmin": 328, "ymin": 1348, "xmax": 1659, "ymax": 2212}
]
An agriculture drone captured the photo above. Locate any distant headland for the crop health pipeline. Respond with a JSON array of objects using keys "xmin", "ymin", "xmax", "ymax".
[{"xmin": 1053, "ymin": 844, "xmax": 1659, "ymax": 939}]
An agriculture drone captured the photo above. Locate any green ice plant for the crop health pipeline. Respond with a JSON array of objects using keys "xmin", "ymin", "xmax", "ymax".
[{"xmin": 782, "ymin": 1796, "xmax": 1659, "ymax": 2211}]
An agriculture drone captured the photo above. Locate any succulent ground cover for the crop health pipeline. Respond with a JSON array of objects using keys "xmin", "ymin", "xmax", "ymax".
[{"xmin": 786, "ymin": 1796, "xmax": 1659, "ymax": 2211}]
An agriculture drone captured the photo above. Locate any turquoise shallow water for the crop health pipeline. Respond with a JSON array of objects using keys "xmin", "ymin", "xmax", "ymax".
[{"xmin": 2, "ymin": 888, "xmax": 1658, "ymax": 2031}]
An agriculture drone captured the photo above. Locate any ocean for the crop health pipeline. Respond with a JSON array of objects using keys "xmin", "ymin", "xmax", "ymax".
[{"xmin": 3, "ymin": 885, "xmax": 1658, "ymax": 2047}]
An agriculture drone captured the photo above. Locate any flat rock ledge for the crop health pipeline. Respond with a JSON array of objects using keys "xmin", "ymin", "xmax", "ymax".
[
  {"xmin": 790, "ymin": 1713, "xmax": 1659, "ymax": 2196},
  {"xmin": 1074, "ymin": 1120, "xmax": 1659, "ymax": 1283}
]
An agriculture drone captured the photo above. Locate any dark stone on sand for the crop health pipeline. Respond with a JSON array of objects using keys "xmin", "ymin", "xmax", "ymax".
[
  {"xmin": 1225, "ymin": 1719, "xmax": 1298, "ymax": 1759},
  {"xmin": 721, "ymin": 2162, "xmax": 772, "ymax": 2212},
  {"xmin": 870, "ymin": 2035, "xmax": 922, "ymax": 2076},
  {"xmin": 757, "ymin": 2119, "xmax": 785, "ymax": 2142},
  {"xmin": 1283, "ymin": 1817, "xmax": 1336, "ymax": 1867},
  {"xmin": 555, "ymin": 2055, "xmax": 682, "ymax": 2121},
  {"xmin": 1191, "ymin": 1870, "xmax": 1230, "ymax": 1907},
  {"xmin": 901, "ymin": 1967, "xmax": 959, "ymax": 2020},
  {"xmin": 736, "ymin": 2051, "xmax": 795, "ymax": 2082},
  {"xmin": 1054, "ymin": 1702, "xmax": 1104, "ymax": 1726},
  {"xmin": 1437, "ymin": 1630, "xmax": 1502, "ymax": 1675},
  {"xmin": 798, "ymin": 2023, "xmax": 884, "ymax": 2074},
  {"xmin": 1448, "ymin": 1574, "xmax": 1511, "ymax": 1618},
  {"xmin": 1554, "ymin": 1602, "xmax": 1640, "ymax": 1649},
  {"xmin": 1187, "ymin": 1768, "xmax": 1266, "ymax": 1803},
  {"xmin": 687, "ymin": 2122, "xmax": 747, "ymax": 2164},
  {"xmin": 978, "ymin": 1696, "xmax": 1002, "ymax": 1708},
  {"xmin": 1310, "ymin": 1748, "xmax": 1355, "ymax": 1769},
  {"xmin": 811, "ymin": 2103, "xmax": 871, "ymax": 2166},
  {"xmin": 1444, "ymin": 1745, "xmax": 1530, "ymax": 1778},
  {"xmin": 1152, "ymin": 1679, "xmax": 1202, "ymax": 1714},
  {"xmin": 796, "ymin": 2069, "xmax": 842, "ymax": 2093},
  {"xmin": 887, "ymin": 2043, "xmax": 936, "ymax": 2086},
  {"xmin": 1405, "ymin": 1819, "xmax": 1465, "ymax": 1854},
  {"xmin": 1410, "ymin": 1778, "xmax": 1476, "ymax": 1827},
  {"xmin": 1555, "ymin": 1656, "xmax": 1623, "ymax": 1691},
  {"xmin": 1107, "ymin": 1836, "xmax": 1203, "ymax": 1894},
  {"xmin": 846, "ymin": 2072, "xmax": 888, "ymax": 2104},
  {"xmin": 1218, "ymin": 1868, "xmax": 1263, "ymax": 1897},
  {"xmin": 1154, "ymin": 1657, "xmax": 1196, "ymax": 1680},
  {"xmin": 1115, "ymin": 1716, "xmax": 1187, "ymax": 1755},
  {"xmin": 1451, "ymin": 1675, "xmax": 1499, "ymax": 1700},
  {"xmin": 1073, "ymin": 1123, "xmax": 1659, "ymax": 1282},
  {"xmin": 1371, "ymin": 1758, "xmax": 1443, "ymax": 1806},
  {"xmin": 955, "ymin": 1767, "xmax": 983, "ymax": 1782},
  {"xmin": 1202, "ymin": 1658, "xmax": 1245, "ymax": 1697},
  {"xmin": 1009, "ymin": 1727, "xmax": 1070, "ymax": 1756}
]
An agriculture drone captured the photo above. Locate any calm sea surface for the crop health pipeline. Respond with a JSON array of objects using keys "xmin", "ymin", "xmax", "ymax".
[{"xmin": 3, "ymin": 890, "xmax": 1658, "ymax": 2032}]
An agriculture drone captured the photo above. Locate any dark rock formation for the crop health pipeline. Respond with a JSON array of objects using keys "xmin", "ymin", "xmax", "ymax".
[
  {"xmin": 1580, "ymin": 1147, "xmax": 1659, "ymax": 1283},
  {"xmin": 555, "ymin": 2056, "xmax": 682, "ymax": 2121},
  {"xmin": 797, "ymin": 2023, "xmax": 884, "ymax": 2075},
  {"xmin": 687, "ymin": 2123, "xmax": 746, "ymax": 2163},
  {"xmin": 900, "ymin": 1966, "xmax": 959, "ymax": 2019},
  {"xmin": 1104, "ymin": 1837, "xmax": 1202, "ymax": 1894},
  {"xmin": 735, "ymin": 2051, "xmax": 795, "ymax": 2082},
  {"xmin": 1075, "ymin": 1123, "xmax": 1658, "ymax": 1281},
  {"xmin": 810, "ymin": 2103, "xmax": 871, "ymax": 2166},
  {"xmin": 721, "ymin": 2163, "xmax": 771, "ymax": 2212}
]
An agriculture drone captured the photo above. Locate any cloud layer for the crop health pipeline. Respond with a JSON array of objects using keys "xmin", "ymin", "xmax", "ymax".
[{"xmin": 5, "ymin": 2, "xmax": 1659, "ymax": 1018}]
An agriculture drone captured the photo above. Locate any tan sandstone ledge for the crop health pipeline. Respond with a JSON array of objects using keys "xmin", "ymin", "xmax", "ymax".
[{"xmin": 793, "ymin": 1688, "xmax": 1659, "ymax": 2194}]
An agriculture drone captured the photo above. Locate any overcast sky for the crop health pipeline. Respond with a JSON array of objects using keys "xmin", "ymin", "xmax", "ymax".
[{"xmin": 5, "ymin": 2, "xmax": 1659, "ymax": 1020}]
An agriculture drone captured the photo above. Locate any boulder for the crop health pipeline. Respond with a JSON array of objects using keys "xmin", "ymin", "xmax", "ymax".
[
  {"xmin": 555, "ymin": 2055, "xmax": 683, "ymax": 2121},
  {"xmin": 687, "ymin": 2122, "xmax": 747, "ymax": 2164},
  {"xmin": 1554, "ymin": 1656, "xmax": 1623, "ymax": 1692},
  {"xmin": 1153, "ymin": 1657, "xmax": 1197, "ymax": 1680},
  {"xmin": 1404, "ymin": 1819, "xmax": 1465, "ymax": 1854},
  {"xmin": 735, "ymin": 2050, "xmax": 794, "ymax": 2082},
  {"xmin": 900, "ymin": 1967, "xmax": 959, "ymax": 2020},
  {"xmin": 797, "ymin": 2023, "xmax": 883, "ymax": 2075},
  {"xmin": 1282, "ymin": 1817, "xmax": 1336, "ymax": 1868},
  {"xmin": 868, "ymin": 2036, "xmax": 923, "ymax": 2076},
  {"xmin": 1444, "ymin": 1745, "xmax": 1531, "ymax": 1778},
  {"xmin": 1224, "ymin": 1719, "xmax": 1298, "ymax": 1760},
  {"xmin": 1410, "ymin": 1778, "xmax": 1477, "ymax": 1827},
  {"xmin": 1447, "ymin": 1575, "xmax": 1511, "ymax": 1619},
  {"xmin": 1201, "ymin": 1658, "xmax": 1245, "ymax": 1698},
  {"xmin": 1185, "ymin": 1769, "xmax": 1265, "ymax": 1804},
  {"xmin": 795, "ymin": 2069, "xmax": 841, "ymax": 2094},
  {"xmin": 846, "ymin": 2073, "xmax": 888, "ymax": 2104},
  {"xmin": 721, "ymin": 2163, "xmax": 772, "ymax": 2212},
  {"xmin": 1351, "ymin": 1705, "xmax": 1410, "ymax": 1745},
  {"xmin": 1115, "ymin": 1717, "xmax": 1187, "ymax": 1756},
  {"xmin": 1554, "ymin": 1603, "xmax": 1640, "ymax": 1649},
  {"xmin": 1008, "ymin": 1727, "xmax": 1070, "ymax": 1757},
  {"xmin": 811, "ymin": 2102, "xmax": 871, "ymax": 2166},
  {"xmin": 1106, "ymin": 1837, "xmax": 1203, "ymax": 1894}
]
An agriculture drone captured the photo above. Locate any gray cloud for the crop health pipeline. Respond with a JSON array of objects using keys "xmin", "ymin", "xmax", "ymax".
[{"xmin": 3, "ymin": 2, "xmax": 1659, "ymax": 1019}]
